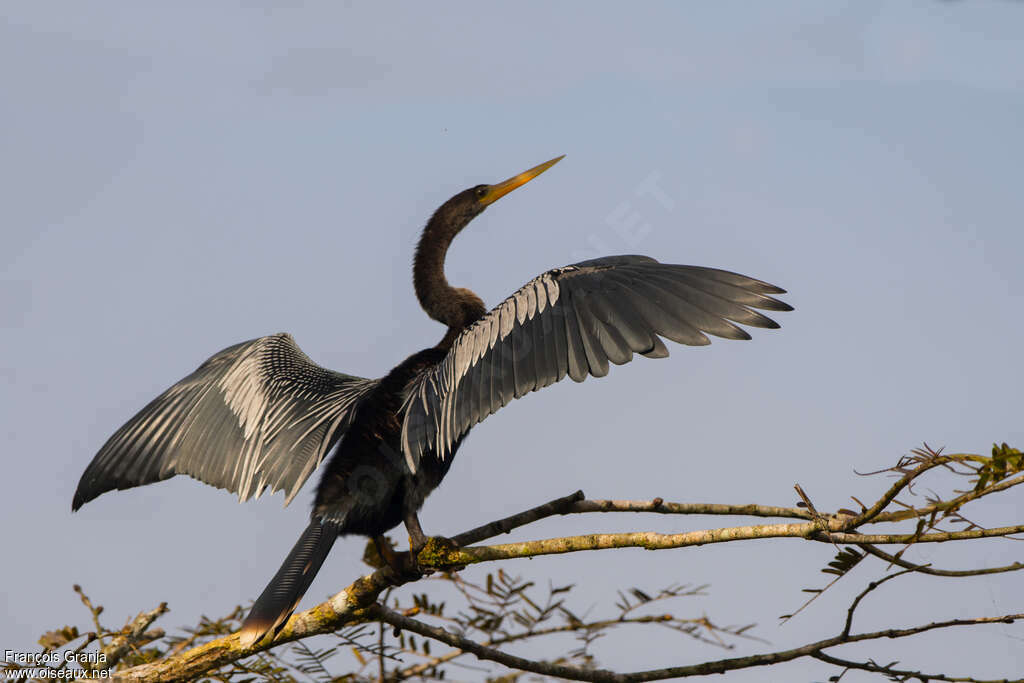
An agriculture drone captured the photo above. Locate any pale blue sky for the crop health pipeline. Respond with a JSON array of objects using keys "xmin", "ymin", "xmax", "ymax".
[{"xmin": 2, "ymin": 3, "xmax": 1022, "ymax": 680}]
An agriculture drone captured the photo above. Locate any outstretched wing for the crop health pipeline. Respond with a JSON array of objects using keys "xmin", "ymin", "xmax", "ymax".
[
  {"xmin": 400, "ymin": 255, "xmax": 791, "ymax": 471},
  {"xmin": 73, "ymin": 333, "xmax": 378, "ymax": 510}
]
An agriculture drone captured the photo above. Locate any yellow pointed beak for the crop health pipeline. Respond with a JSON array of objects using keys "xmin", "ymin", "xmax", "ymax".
[{"xmin": 479, "ymin": 155, "xmax": 564, "ymax": 206}]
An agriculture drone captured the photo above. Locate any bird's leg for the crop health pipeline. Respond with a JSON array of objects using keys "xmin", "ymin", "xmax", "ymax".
[
  {"xmin": 372, "ymin": 535, "xmax": 400, "ymax": 571},
  {"xmin": 370, "ymin": 535, "xmax": 422, "ymax": 583},
  {"xmin": 403, "ymin": 511, "xmax": 465, "ymax": 574},
  {"xmin": 404, "ymin": 511, "xmax": 428, "ymax": 554}
]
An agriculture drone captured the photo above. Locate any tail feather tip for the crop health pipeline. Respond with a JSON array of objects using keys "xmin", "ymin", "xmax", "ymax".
[{"xmin": 237, "ymin": 620, "xmax": 272, "ymax": 649}]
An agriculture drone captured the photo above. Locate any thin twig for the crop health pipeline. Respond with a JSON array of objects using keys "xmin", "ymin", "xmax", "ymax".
[
  {"xmin": 794, "ymin": 484, "xmax": 838, "ymax": 549},
  {"xmin": 452, "ymin": 490, "xmax": 585, "ymax": 546},
  {"xmin": 452, "ymin": 493, "xmax": 813, "ymax": 550},
  {"xmin": 842, "ymin": 565, "xmax": 924, "ymax": 637},
  {"xmin": 570, "ymin": 498, "xmax": 811, "ymax": 520},
  {"xmin": 870, "ymin": 471, "xmax": 1024, "ymax": 524},
  {"xmin": 860, "ymin": 543, "xmax": 1024, "ymax": 577},
  {"xmin": 377, "ymin": 587, "xmax": 392, "ymax": 683},
  {"xmin": 93, "ymin": 602, "xmax": 169, "ymax": 671},
  {"xmin": 390, "ymin": 614, "xmax": 694, "ymax": 681},
  {"xmin": 371, "ymin": 603, "xmax": 627, "ymax": 682},
  {"xmin": 846, "ymin": 453, "xmax": 953, "ymax": 528},
  {"xmin": 811, "ymin": 650, "xmax": 1023, "ymax": 683}
]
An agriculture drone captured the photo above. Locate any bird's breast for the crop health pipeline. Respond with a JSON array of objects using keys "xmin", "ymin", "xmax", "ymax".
[{"xmin": 311, "ymin": 346, "xmax": 457, "ymax": 531}]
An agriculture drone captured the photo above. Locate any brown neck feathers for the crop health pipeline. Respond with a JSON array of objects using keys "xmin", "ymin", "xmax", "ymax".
[{"xmin": 413, "ymin": 199, "xmax": 486, "ymax": 346}]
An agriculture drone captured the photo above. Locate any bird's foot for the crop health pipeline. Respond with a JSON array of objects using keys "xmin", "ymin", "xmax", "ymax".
[
  {"xmin": 368, "ymin": 536, "xmax": 423, "ymax": 582},
  {"xmin": 366, "ymin": 535, "xmax": 464, "ymax": 583},
  {"xmin": 396, "ymin": 511, "xmax": 465, "ymax": 576},
  {"xmin": 412, "ymin": 535, "xmax": 463, "ymax": 574},
  {"xmin": 405, "ymin": 520, "xmax": 437, "ymax": 575}
]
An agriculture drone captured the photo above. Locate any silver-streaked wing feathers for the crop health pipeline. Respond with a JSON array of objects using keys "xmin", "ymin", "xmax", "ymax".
[
  {"xmin": 400, "ymin": 255, "xmax": 791, "ymax": 471},
  {"xmin": 73, "ymin": 333, "xmax": 378, "ymax": 510}
]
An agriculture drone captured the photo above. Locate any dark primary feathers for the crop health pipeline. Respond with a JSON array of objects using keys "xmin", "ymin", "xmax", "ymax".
[
  {"xmin": 73, "ymin": 334, "xmax": 378, "ymax": 510},
  {"xmin": 400, "ymin": 255, "xmax": 791, "ymax": 470}
]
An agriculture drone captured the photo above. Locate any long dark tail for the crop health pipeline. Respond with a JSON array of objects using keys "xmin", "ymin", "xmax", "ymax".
[{"xmin": 238, "ymin": 520, "xmax": 339, "ymax": 648}]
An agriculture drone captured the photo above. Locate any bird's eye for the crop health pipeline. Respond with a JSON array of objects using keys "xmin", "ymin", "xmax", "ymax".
[{"xmin": 475, "ymin": 186, "xmax": 488, "ymax": 198}]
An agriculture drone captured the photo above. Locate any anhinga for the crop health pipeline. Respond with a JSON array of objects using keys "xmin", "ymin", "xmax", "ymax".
[{"xmin": 72, "ymin": 156, "xmax": 791, "ymax": 647}]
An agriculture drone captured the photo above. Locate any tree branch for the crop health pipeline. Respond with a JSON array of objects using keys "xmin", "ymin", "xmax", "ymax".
[
  {"xmin": 451, "ymin": 489, "xmax": 586, "ymax": 546},
  {"xmin": 841, "ymin": 565, "xmax": 923, "ymax": 638},
  {"xmin": 571, "ymin": 498, "xmax": 812, "ymax": 520},
  {"xmin": 111, "ymin": 570, "xmax": 396, "ymax": 682},
  {"xmin": 95, "ymin": 603, "xmax": 169, "ymax": 672},
  {"xmin": 860, "ymin": 543, "xmax": 1024, "ymax": 577},
  {"xmin": 375, "ymin": 603, "xmax": 1023, "ymax": 682},
  {"xmin": 373, "ymin": 603, "xmax": 628, "ymax": 682},
  {"xmin": 421, "ymin": 523, "xmax": 1024, "ymax": 569},
  {"xmin": 450, "ymin": 492, "xmax": 812, "ymax": 548},
  {"xmin": 108, "ymin": 445, "xmax": 1022, "ymax": 682},
  {"xmin": 390, "ymin": 614, "xmax": 689, "ymax": 681},
  {"xmin": 868, "ymin": 470, "xmax": 1024, "ymax": 526},
  {"xmin": 810, "ymin": 650, "xmax": 1024, "ymax": 683}
]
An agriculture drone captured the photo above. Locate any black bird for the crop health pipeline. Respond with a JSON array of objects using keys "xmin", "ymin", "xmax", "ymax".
[{"xmin": 72, "ymin": 156, "xmax": 792, "ymax": 647}]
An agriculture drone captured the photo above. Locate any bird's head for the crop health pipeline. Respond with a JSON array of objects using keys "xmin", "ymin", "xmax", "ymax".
[
  {"xmin": 430, "ymin": 155, "xmax": 565, "ymax": 231},
  {"xmin": 414, "ymin": 155, "xmax": 564, "ymax": 334}
]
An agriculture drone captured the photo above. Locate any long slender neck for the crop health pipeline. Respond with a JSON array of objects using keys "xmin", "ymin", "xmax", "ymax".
[
  {"xmin": 413, "ymin": 212, "xmax": 459, "ymax": 321},
  {"xmin": 413, "ymin": 204, "xmax": 485, "ymax": 347}
]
